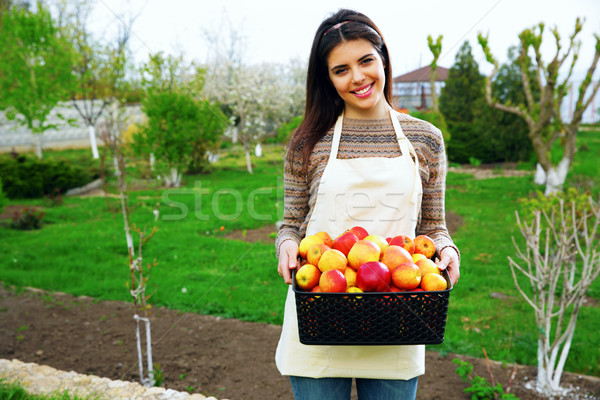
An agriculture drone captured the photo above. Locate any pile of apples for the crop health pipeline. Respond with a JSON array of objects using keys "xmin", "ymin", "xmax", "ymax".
[{"xmin": 295, "ymin": 226, "xmax": 448, "ymax": 294}]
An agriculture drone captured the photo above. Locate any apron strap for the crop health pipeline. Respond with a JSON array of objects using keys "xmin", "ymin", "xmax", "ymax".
[
  {"xmin": 390, "ymin": 110, "xmax": 421, "ymax": 205},
  {"xmin": 329, "ymin": 109, "xmax": 421, "ymax": 206},
  {"xmin": 329, "ymin": 114, "xmax": 344, "ymax": 164}
]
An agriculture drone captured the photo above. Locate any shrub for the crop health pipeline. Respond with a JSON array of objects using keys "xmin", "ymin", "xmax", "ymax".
[
  {"xmin": 0, "ymin": 155, "xmax": 95, "ymax": 199},
  {"xmin": 453, "ymin": 358, "xmax": 519, "ymax": 400},
  {"xmin": 10, "ymin": 207, "xmax": 45, "ymax": 230},
  {"xmin": 269, "ymin": 115, "xmax": 303, "ymax": 144},
  {"xmin": 132, "ymin": 92, "xmax": 225, "ymax": 182},
  {"xmin": 0, "ymin": 177, "xmax": 6, "ymax": 213}
]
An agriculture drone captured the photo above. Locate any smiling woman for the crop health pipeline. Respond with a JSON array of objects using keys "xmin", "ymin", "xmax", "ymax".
[{"xmin": 274, "ymin": 8, "xmax": 460, "ymax": 400}]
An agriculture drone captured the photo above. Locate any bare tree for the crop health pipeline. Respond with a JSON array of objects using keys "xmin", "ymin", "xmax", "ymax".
[
  {"xmin": 98, "ymin": 101, "xmax": 159, "ymax": 387},
  {"xmin": 478, "ymin": 19, "xmax": 600, "ymax": 194},
  {"xmin": 508, "ymin": 192, "xmax": 600, "ymax": 395},
  {"xmin": 54, "ymin": 0, "xmax": 137, "ymax": 159},
  {"xmin": 427, "ymin": 34, "xmax": 443, "ymax": 114}
]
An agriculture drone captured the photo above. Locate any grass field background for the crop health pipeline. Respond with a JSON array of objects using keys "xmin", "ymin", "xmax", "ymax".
[{"xmin": 1, "ymin": 129, "xmax": 599, "ymax": 376}]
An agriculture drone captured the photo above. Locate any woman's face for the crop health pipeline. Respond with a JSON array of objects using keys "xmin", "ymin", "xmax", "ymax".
[{"xmin": 327, "ymin": 38, "xmax": 388, "ymax": 119}]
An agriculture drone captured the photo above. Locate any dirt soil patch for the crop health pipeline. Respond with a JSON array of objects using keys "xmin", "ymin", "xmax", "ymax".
[{"xmin": 1, "ymin": 285, "xmax": 599, "ymax": 400}]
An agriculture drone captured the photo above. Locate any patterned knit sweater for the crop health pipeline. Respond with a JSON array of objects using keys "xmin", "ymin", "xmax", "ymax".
[{"xmin": 275, "ymin": 112, "xmax": 459, "ymax": 259}]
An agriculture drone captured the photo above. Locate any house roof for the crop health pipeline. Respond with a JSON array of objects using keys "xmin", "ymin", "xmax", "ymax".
[{"xmin": 393, "ymin": 65, "xmax": 449, "ymax": 83}]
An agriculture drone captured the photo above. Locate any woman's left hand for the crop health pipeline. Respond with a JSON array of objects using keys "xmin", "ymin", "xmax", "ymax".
[{"xmin": 436, "ymin": 247, "xmax": 460, "ymax": 286}]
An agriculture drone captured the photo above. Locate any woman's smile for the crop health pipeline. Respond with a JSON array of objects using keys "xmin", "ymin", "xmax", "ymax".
[{"xmin": 351, "ymin": 83, "xmax": 374, "ymax": 97}]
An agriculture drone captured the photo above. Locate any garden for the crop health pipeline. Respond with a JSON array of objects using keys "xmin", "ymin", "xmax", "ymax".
[
  {"xmin": 1, "ymin": 1, "xmax": 600, "ymax": 399},
  {"xmin": 0, "ymin": 131, "xmax": 599, "ymax": 399}
]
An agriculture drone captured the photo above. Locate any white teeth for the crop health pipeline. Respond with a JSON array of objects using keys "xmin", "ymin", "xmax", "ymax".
[{"xmin": 354, "ymin": 84, "xmax": 371, "ymax": 95}]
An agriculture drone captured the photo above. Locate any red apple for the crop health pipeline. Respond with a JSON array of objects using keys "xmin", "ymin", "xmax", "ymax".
[
  {"xmin": 356, "ymin": 261, "xmax": 391, "ymax": 292},
  {"xmin": 389, "ymin": 235, "xmax": 415, "ymax": 255},
  {"xmin": 319, "ymin": 269, "xmax": 347, "ymax": 293},
  {"xmin": 295, "ymin": 264, "xmax": 321, "ymax": 291},
  {"xmin": 347, "ymin": 239, "xmax": 381, "ymax": 270},
  {"xmin": 380, "ymin": 245, "xmax": 413, "ymax": 272},
  {"xmin": 349, "ymin": 226, "xmax": 369, "ymax": 240},
  {"xmin": 414, "ymin": 235, "xmax": 436, "ymax": 259},
  {"xmin": 391, "ymin": 262, "xmax": 421, "ymax": 290},
  {"xmin": 333, "ymin": 231, "xmax": 359, "ymax": 257},
  {"xmin": 311, "ymin": 285, "xmax": 321, "ymax": 292}
]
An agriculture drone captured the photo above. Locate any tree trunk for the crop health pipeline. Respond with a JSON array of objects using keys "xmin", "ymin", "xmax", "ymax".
[
  {"xmin": 34, "ymin": 134, "xmax": 43, "ymax": 159},
  {"xmin": 88, "ymin": 124, "xmax": 99, "ymax": 159},
  {"xmin": 534, "ymin": 158, "xmax": 571, "ymax": 195},
  {"xmin": 164, "ymin": 167, "xmax": 182, "ymax": 187},
  {"xmin": 244, "ymin": 144, "xmax": 253, "ymax": 174}
]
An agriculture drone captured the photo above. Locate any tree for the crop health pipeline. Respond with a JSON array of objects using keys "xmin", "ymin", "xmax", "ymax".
[
  {"xmin": 439, "ymin": 41, "xmax": 486, "ymax": 163},
  {"xmin": 472, "ymin": 46, "xmax": 534, "ymax": 163},
  {"xmin": 202, "ymin": 21, "xmax": 306, "ymax": 173},
  {"xmin": 0, "ymin": 2, "xmax": 76, "ymax": 158},
  {"xmin": 97, "ymin": 102, "xmax": 159, "ymax": 387},
  {"xmin": 478, "ymin": 19, "xmax": 600, "ymax": 194},
  {"xmin": 427, "ymin": 34, "xmax": 443, "ymax": 114},
  {"xmin": 133, "ymin": 52, "xmax": 223, "ymax": 186},
  {"xmin": 509, "ymin": 190, "xmax": 600, "ymax": 395},
  {"xmin": 54, "ymin": 0, "xmax": 134, "ymax": 159}
]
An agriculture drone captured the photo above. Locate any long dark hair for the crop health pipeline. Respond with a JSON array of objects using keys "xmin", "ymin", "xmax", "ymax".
[{"xmin": 287, "ymin": 9, "xmax": 393, "ymax": 169}]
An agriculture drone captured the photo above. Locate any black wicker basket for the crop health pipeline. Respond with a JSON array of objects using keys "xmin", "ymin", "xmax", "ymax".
[{"xmin": 292, "ymin": 269, "xmax": 453, "ymax": 345}]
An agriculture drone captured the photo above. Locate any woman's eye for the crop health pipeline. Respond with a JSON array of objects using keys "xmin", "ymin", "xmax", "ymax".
[
  {"xmin": 334, "ymin": 68, "xmax": 347, "ymax": 75},
  {"xmin": 362, "ymin": 58, "xmax": 374, "ymax": 65}
]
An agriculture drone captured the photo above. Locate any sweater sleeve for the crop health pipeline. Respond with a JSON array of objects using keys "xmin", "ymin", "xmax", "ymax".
[
  {"xmin": 414, "ymin": 125, "xmax": 460, "ymax": 261},
  {"xmin": 275, "ymin": 148, "xmax": 310, "ymax": 258}
]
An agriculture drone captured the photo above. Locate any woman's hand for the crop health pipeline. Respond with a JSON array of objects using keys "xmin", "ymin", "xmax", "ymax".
[
  {"xmin": 436, "ymin": 247, "xmax": 460, "ymax": 286},
  {"xmin": 278, "ymin": 240, "xmax": 300, "ymax": 285}
]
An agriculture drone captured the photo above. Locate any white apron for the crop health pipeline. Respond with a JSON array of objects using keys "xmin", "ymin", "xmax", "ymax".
[{"xmin": 276, "ymin": 108, "xmax": 425, "ymax": 379}]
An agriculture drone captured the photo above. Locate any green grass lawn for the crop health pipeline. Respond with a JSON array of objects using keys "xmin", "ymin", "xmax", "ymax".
[
  {"xmin": 0, "ymin": 379, "xmax": 96, "ymax": 400},
  {"xmin": 1, "ymin": 130, "xmax": 599, "ymax": 377}
]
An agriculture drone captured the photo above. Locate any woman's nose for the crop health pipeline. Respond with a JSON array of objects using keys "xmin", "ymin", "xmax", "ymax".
[{"xmin": 351, "ymin": 69, "xmax": 365, "ymax": 84}]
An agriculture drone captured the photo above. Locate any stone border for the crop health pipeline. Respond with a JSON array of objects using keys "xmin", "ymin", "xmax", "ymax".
[{"xmin": 0, "ymin": 359, "xmax": 223, "ymax": 400}]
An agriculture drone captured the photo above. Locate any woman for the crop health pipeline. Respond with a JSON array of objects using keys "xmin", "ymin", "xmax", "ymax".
[{"xmin": 275, "ymin": 8, "xmax": 460, "ymax": 400}]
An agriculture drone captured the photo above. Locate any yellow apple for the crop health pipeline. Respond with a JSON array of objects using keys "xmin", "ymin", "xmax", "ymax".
[
  {"xmin": 295, "ymin": 264, "xmax": 321, "ymax": 291},
  {"xmin": 412, "ymin": 253, "xmax": 427, "ymax": 264},
  {"xmin": 347, "ymin": 239, "xmax": 381, "ymax": 270},
  {"xmin": 391, "ymin": 262, "xmax": 421, "ymax": 290},
  {"xmin": 317, "ymin": 249, "xmax": 347, "ymax": 273},
  {"xmin": 306, "ymin": 243, "xmax": 331, "ymax": 266},
  {"xmin": 298, "ymin": 235, "xmax": 324, "ymax": 259},
  {"xmin": 421, "ymin": 273, "xmax": 447, "ymax": 291},
  {"xmin": 344, "ymin": 266, "xmax": 357, "ymax": 287},
  {"xmin": 364, "ymin": 234, "xmax": 389, "ymax": 253},
  {"xmin": 315, "ymin": 231, "xmax": 333, "ymax": 248},
  {"xmin": 416, "ymin": 258, "xmax": 441, "ymax": 277}
]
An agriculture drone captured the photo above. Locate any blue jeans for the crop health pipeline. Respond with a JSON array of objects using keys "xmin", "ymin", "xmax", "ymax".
[{"xmin": 289, "ymin": 376, "xmax": 418, "ymax": 400}]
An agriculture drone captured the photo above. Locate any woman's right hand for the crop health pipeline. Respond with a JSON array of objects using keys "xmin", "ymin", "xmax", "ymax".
[{"xmin": 277, "ymin": 240, "xmax": 300, "ymax": 285}]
